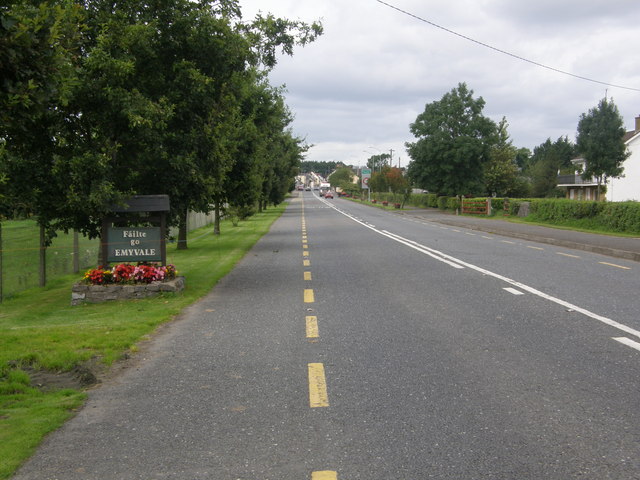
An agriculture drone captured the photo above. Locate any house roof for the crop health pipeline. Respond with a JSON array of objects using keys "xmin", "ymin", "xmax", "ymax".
[{"xmin": 624, "ymin": 129, "xmax": 640, "ymax": 144}]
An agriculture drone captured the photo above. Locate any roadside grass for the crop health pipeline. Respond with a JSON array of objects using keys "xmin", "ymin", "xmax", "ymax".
[
  {"xmin": 0, "ymin": 204, "xmax": 286, "ymax": 479},
  {"xmin": 500, "ymin": 214, "xmax": 640, "ymax": 237}
]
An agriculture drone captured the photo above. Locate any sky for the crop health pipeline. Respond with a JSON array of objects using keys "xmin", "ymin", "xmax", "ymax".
[{"xmin": 238, "ymin": 0, "xmax": 640, "ymax": 168}]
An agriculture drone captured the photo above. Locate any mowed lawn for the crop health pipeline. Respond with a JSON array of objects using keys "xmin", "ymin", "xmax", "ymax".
[{"xmin": 0, "ymin": 204, "xmax": 286, "ymax": 479}]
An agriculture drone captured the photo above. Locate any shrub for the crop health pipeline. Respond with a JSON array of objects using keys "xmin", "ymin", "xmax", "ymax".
[{"xmin": 597, "ymin": 202, "xmax": 640, "ymax": 232}]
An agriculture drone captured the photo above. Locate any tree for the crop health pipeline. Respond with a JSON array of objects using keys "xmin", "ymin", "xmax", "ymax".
[
  {"xmin": 526, "ymin": 137, "xmax": 575, "ymax": 198},
  {"xmin": 1, "ymin": 1, "xmax": 83, "ymax": 241},
  {"xmin": 2, "ymin": 0, "xmax": 322, "ymax": 253},
  {"xmin": 484, "ymin": 117, "xmax": 519, "ymax": 196},
  {"xmin": 328, "ymin": 166, "xmax": 353, "ymax": 188},
  {"xmin": 369, "ymin": 165, "xmax": 390, "ymax": 193},
  {"xmin": 300, "ymin": 160, "xmax": 337, "ymax": 176},
  {"xmin": 576, "ymin": 97, "xmax": 629, "ymax": 200},
  {"xmin": 366, "ymin": 153, "xmax": 390, "ymax": 172},
  {"xmin": 406, "ymin": 83, "xmax": 496, "ymax": 196},
  {"xmin": 385, "ymin": 167, "xmax": 411, "ymax": 206}
]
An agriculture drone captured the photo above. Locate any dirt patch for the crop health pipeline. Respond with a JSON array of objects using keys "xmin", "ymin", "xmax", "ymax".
[{"xmin": 26, "ymin": 363, "xmax": 100, "ymax": 392}]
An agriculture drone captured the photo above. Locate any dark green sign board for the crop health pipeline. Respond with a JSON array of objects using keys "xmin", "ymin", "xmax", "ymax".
[{"xmin": 107, "ymin": 227, "xmax": 162, "ymax": 262}]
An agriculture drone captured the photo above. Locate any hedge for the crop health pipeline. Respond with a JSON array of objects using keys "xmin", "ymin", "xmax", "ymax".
[{"xmin": 365, "ymin": 193, "xmax": 640, "ymax": 233}]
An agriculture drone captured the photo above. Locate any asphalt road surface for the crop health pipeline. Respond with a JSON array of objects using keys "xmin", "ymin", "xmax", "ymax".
[{"xmin": 14, "ymin": 192, "xmax": 640, "ymax": 479}]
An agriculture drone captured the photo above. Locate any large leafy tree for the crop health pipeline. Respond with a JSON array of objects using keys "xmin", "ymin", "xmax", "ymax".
[
  {"xmin": 576, "ymin": 97, "xmax": 629, "ymax": 200},
  {"xmin": 484, "ymin": 117, "xmax": 519, "ymax": 197},
  {"xmin": 1, "ymin": 1, "xmax": 83, "ymax": 241},
  {"xmin": 406, "ymin": 83, "xmax": 496, "ymax": 196},
  {"xmin": 526, "ymin": 137, "xmax": 575, "ymax": 198},
  {"xmin": 328, "ymin": 166, "xmax": 353, "ymax": 188},
  {"xmin": 366, "ymin": 153, "xmax": 390, "ymax": 172}
]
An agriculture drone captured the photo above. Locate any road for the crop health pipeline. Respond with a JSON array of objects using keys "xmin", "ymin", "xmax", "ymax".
[{"xmin": 14, "ymin": 192, "xmax": 640, "ymax": 479}]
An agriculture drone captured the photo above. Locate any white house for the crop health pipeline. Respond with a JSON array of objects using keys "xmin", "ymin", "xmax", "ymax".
[
  {"xmin": 558, "ymin": 116, "xmax": 640, "ymax": 201},
  {"xmin": 557, "ymin": 157, "xmax": 599, "ymax": 200},
  {"xmin": 608, "ymin": 116, "xmax": 640, "ymax": 202}
]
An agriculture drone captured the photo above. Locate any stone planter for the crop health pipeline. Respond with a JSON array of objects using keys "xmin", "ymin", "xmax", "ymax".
[{"xmin": 71, "ymin": 276, "xmax": 185, "ymax": 306}]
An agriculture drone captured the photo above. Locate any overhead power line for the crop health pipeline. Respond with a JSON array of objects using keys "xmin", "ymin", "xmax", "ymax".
[{"xmin": 376, "ymin": 0, "xmax": 640, "ymax": 93}]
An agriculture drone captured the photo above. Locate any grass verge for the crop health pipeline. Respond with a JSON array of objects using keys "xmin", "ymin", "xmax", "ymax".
[{"xmin": 0, "ymin": 204, "xmax": 286, "ymax": 479}]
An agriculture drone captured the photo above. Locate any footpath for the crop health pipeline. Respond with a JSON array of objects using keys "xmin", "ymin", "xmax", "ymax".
[{"xmin": 396, "ymin": 208, "xmax": 640, "ymax": 263}]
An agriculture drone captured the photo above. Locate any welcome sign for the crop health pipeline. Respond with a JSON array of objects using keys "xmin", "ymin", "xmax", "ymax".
[{"xmin": 107, "ymin": 227, "xmax": 162, "ymax": 262}]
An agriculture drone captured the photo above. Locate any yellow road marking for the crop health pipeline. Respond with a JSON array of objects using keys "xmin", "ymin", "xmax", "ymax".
[
  {"xmin": 557, "ymin": 252, "xmax": 581, "ymax": 258},
  {"xmin": 303, "ymin": 259, "xmax": 311, "ymax": 267},
  {"xmin": 303, "ymin": 251, "xmax": 309, "ymax": 258},
  {"xmin": 303, "ymin": 244, "xmax": 309, "ymax": 249},
  {"xmin": 304, "ymin": 271, "xmax": 312, "ymax": 281},
  {"xmin": 308, "ymin": 363, "xmax": 329, "ymax": 407},
  {"xmin": 312, "ymin": 471, "xmax": 337, "ymax": 480},
  {"xmin": 304, "ymin": 289, "xmax": 315, "ymax": 303},
  {"xmin": 306, "ymin": 316, "xmax": 319, "ymax": 338},
  {"xmin": 599, "ymin": 261, "xmax": 631, "ymax": 270}
]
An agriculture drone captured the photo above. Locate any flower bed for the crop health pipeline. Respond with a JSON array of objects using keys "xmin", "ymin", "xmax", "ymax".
[
  {"xmin": 83, "ymin": 263, "xmax": 177, "ymax": 285},
  {"xmin": 71, "ymin": 263, "xmax": 183, "ymax": 306}
]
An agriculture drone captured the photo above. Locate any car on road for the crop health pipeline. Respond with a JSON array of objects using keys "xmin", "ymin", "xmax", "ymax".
[{"xmin": 324, "ymin": 191, "xmax": 334, "ymax": 199}]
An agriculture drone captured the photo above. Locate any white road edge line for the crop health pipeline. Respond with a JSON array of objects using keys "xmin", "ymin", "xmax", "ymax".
[
  {"xmin": 504, "ymin": 287, "xmax": 525, "ymax": 295},
  {"xmin": 318, "ymin": 197, "xmax": 640, "ymax": 342},
  {"xmin": 613, "ymin": 337, "xmax": 640, "ymax": 352}
]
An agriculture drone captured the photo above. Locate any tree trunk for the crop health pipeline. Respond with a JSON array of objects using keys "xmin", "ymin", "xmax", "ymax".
[
  {"xmin": 39, "ymin": 224, "xmax": 46, "ymax": 287},
  {"xmin": 177, "ymin": 209, "xmax": 188, "ymax": 250},
  {"xmin": 214, "ymin": 201, "xmax": 221, "ymax": 235}
]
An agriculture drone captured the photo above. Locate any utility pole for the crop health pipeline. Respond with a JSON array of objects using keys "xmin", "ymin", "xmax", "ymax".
[{"xmin": 389, "ymin": 148, "xmax": 394, "ymax": 166}]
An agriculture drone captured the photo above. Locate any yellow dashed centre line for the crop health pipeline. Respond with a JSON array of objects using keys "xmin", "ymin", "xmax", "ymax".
[
  {"xmin": 600, "ymin": 261, "xmax": 631, "ymax": 270},
  {"xmin": 557, "ymin": 252, "xmax": 581, "ymax": 259},
  {"xmin": 303, "ymin": 250, "xmax": 310, "ymax": 258},
  {"xmin": 303, "ymin": 259, "xmax": 311, "ymax": 267},
  {"xmin": 308, "ymin": 363, "xmax": 329, "ymax": 407},
  {"xmin": 304, "ymin": 289, "xmax": 315, "ymax": 303},
  {"xmin": 312, "ymin": 471, "xmax": 337, "ymax": 480},
  {"xmin": 304, "ymin": 271, "xmax": 312, "ymax": 281},
  {"xmin": 306, "ymin": 316, "xmax": 319, "ymax": 338}
]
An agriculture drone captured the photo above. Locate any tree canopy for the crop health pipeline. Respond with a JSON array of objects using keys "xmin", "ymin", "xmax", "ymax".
[
  {"xmin": 406, "ymin": 83, "xmax": 496, "ymax": 196},
  {"xmin": 328, "ymin": 166, "xmax": 353, "ymax": 188},
  {"xmin": 0, "ymin": 0, "xmax": 323, "ymax": 246},
  {"xmin": 576, "ymin": 97, "xmax": 629, "ymax": 200},
  {"xmin": 526, "ymin": 137, "xmax": 575, "ymax": 198}
]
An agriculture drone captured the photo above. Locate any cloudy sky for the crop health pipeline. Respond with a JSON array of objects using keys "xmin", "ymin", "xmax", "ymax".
[{"xmin": 239, "ymin": 0, "xmax": 640, "ymax": 167}]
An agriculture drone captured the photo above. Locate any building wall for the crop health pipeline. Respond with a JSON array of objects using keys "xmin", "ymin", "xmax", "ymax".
[{"xmin": 609, "ymin": 134, "xmax": 640, "ymax": 202}]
